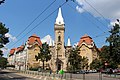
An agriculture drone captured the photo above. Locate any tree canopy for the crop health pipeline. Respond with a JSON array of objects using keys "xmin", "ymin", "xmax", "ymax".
[
  {"xmin": 35, "ymin": 42, "xmax": 51, "ymax": 70},
  {"xmin": 0, "ymin": 0, "xmax": 5, "ymax": 5},
  {"xmin": 68, "ymin": 46, "xmax": 82, "ymax": 71},
  {"xmin": 99, "ymin": 20, "xmax": 120, "ymax": 69},
  {"xmin": 0, "ymin": 57, "xmax": 7, "ymax": 68},
  {"xmin": 106, "ymin": 21, "xmax": 120, "ymax": 67},
  {"xmin": 0, "ymin": 22, "xmax": 9, "ymax": 56}
]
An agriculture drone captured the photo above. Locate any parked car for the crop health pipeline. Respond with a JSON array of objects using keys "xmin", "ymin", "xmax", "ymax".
[
  {"xmin": 112, "ymin": 69, "xmax": 120, "ymax": 73},
  {"xmin": 89, "ymin": 70, "xmax": 97, "ymax": 73}
]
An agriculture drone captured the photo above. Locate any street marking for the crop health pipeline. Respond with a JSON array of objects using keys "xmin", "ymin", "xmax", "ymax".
[
  {"xmin": 44, "ymin": 77, "xmax": 47, "ymax": 80},
  {"xmin": 3, "ymin": 74, "xmax": 14, "ymax": 78},
  {"xmin": 7, "ymin": 75, "xmax": 13, "ymax": 78},
  {"xmin": 34, "ymin": 75, "xmax": 39, "ymax": 78},
  {"xmin": 39, "ymin": 76, "xmax": 42, "ymax": 79}
]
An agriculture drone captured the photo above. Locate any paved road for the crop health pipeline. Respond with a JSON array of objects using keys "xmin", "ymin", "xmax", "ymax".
[
  {"xmin": 0, "ymin": 69, "xmax": 39, "ymax": 80},
  {"xmin": 0, "ymin": 69, "xmax": 65, "ymax": 80}
]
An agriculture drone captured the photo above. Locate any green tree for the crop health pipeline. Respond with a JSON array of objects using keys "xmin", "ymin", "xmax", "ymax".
[
  {"xmin": 106, "ymin": 21, "xmax": 120, "ymax": 67},
  {"xmin": 0, "ymin": 57, "xmax": 7, "ymax": 68},
  {"xmin": 68, "ymin": 46, "xmax": 82, "ymax": 71},
  {"xmin": 0, "ymin": 22, "xmax": 9, "ymax": 56},
  {"xmin": 90, "ymin": 58, "xmax": 102, "ymax": 70},
  {"xmin": 99, "ymin": 46, "xmax": 117, "ymax": 69},
  {"xmin": 99, "ymin": 21, "xmax": 120, "ymax": 69},
  {"xmin": 35, "ymin": 42, "xmax": 51, "ymax": 70},
  {"xmin": 81, "ymin": 57, "xmax": 89, "ymax": 70}
]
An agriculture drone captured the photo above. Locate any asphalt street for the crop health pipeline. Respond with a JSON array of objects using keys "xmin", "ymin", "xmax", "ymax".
[{"xmin": 0, "ymin": 69, "xmax": 39, "ymax": 80}]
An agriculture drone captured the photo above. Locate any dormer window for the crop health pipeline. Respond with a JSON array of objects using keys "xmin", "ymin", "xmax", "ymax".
[{"xmin": 83, "ymin": 40, "xmax": 85, "ymax": 42}]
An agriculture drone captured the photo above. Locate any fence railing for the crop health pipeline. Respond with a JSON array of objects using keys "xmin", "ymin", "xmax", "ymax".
[{"xmin": 8, "ymin": 69, "xmax": 120, "ymax": 80}]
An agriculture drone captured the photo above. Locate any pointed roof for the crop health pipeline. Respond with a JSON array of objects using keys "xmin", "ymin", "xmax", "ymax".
[
  {"xmin": 49, "ymin": 38, "xmax": 52, "ymax": 46},
  {"xmin": 78, "ymin": 34, "xmax": 93, "ymax": 46},
  {"xmin": 55, "ymin": 7, "xmax": 64, "ymax": 25},
  {"xmin": 67, "ymin": 37, "xmax": 71, "ymax": 46},
  {"xmin": 52, "ymin": 40, "xmax": 55, "ymax": 46}
]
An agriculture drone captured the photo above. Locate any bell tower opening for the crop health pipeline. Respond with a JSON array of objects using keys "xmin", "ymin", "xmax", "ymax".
[
  {"xmin": 58, "ymin": 63, "xmax": 61, "ymax": 70},
  {"xmin": 58, "ymin": 36, "xmax": 61, "ymax": 42}
]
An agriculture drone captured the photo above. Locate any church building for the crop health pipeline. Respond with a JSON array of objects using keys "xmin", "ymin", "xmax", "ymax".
[{"xmin": 8, "ymin": 7, "xmax": 99, "ymax": 71}]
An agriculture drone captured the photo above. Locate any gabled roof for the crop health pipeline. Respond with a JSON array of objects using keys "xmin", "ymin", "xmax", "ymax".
[
  {"xmin": 27, "ymin": 34, "xmax": 42, "ymax": 46},
  {"xmin": 9, "ymin": 48, "xmax": 16, "ymax": 55},
  {"xmin": 78, "ymin": 34, "xmax": 93, "ymax": 46}
]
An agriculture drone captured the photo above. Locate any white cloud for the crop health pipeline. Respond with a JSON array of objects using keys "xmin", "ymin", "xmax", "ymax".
[
  {"xmin": 109, "ymin": 19, "xmax": 120, "ymax": 27},
  {"xmin": 76, "ymin": 0, "xmax": 120, "ymax": 21},
  {"xmin": 5, "ymin": 33, "xmax": 17, "ymax": 42},
  {"xmin": 76, "ymin": 6, "xmax": 84, "ymax": 13},
  {"xmin": 1, "ymin": 47, "xmax": 10, "ymax": 58}
]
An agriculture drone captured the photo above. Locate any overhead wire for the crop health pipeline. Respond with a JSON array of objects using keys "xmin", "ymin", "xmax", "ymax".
[
  {"xmin": 8, "ymin": 0, "xmax": 56, "ymax": 48},
  {"xmin": 65, "ymin": 2, "xmax": 110, "ymax": 46},
  {"xmin": 15, "ymin": 0, "xmax": 57, "ymax": 38},
  {"xmin": 8, "ymin": 2, "xmax": 67, "ymax": 48},
  {"xmin": 73, "ymin": 0, "xmax": 109, "ymax": 30},
  {"xmin": 66, "ymin": 3, "xmax": 107, "ymax": 34},
  {"xmin": 70, "ymin": 32, "xmax": 109, "ymax": 46},
  {"xmin": 84, "ymin": 0, "xmax": 110, "ymax": 25}
]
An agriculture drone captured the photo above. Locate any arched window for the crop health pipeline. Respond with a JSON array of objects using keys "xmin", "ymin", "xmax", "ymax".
[{"xmin": 58, "ymin": 36, "xmax": 61, "ymax": 42}]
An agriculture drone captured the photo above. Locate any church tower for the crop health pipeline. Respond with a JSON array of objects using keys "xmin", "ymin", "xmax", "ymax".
[{"xmin": 54, "ymin": 7, "xmax": 66, "ymax": 71}]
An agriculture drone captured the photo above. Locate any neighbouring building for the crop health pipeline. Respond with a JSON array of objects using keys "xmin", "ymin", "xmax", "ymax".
[
  {"xmin": 8, "ymin": 48, "xmax": 16, "ymax": 66},
  {"xmin": 15, "ymin": 45, "xmax": 25, "ymax": 70},
  {"xmin": 78, "ymin": 34, "xmax": 99, "ymax": 69},
  {"xmin": 27, "ymin": 34, "xmax": 42, "ymax": 69}
]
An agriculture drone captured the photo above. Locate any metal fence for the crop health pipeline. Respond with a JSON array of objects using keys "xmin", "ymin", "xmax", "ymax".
[{"xmin": 11, "ymin": 70, "xmax": 120, "ymax": 80}]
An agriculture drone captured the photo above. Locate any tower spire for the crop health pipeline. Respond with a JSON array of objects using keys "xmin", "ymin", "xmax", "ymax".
[
  {"xmin": 67, "ymin": 37, "xmax": 71, "ymax": 46},
  {"xmin": 55, "ymin": 7, "xmax": 64, "ymax": 25}
]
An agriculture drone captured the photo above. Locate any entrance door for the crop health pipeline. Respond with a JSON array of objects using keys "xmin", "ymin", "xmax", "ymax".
[{"xmin": 58, "ymin": 63, "xmax": 61, "ymax": 70}]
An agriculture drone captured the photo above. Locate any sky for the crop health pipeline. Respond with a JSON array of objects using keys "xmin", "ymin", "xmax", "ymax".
[{"xmin": 0, "ymin": 0, "xmax": 120, "ymax": 57}]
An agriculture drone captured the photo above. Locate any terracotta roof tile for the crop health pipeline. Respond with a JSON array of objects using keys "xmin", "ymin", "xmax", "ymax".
[
  {"xmin": 10, "ymin": 48, "xmax": 16, "ymax": 55},
  {"xmin": 16, "ymin": 45, "xmax": 24, "ymax": 52},
  {"xmin": 28, "ymin": 34, "xmax": 42, "ymax": 46},
  {"xmin": 78, "ymin": 34, "xmax": 93, "ymax": 46},
  {"xmin": 98, "ymin": 48, "xmax": 102, "ymax": 51}
]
